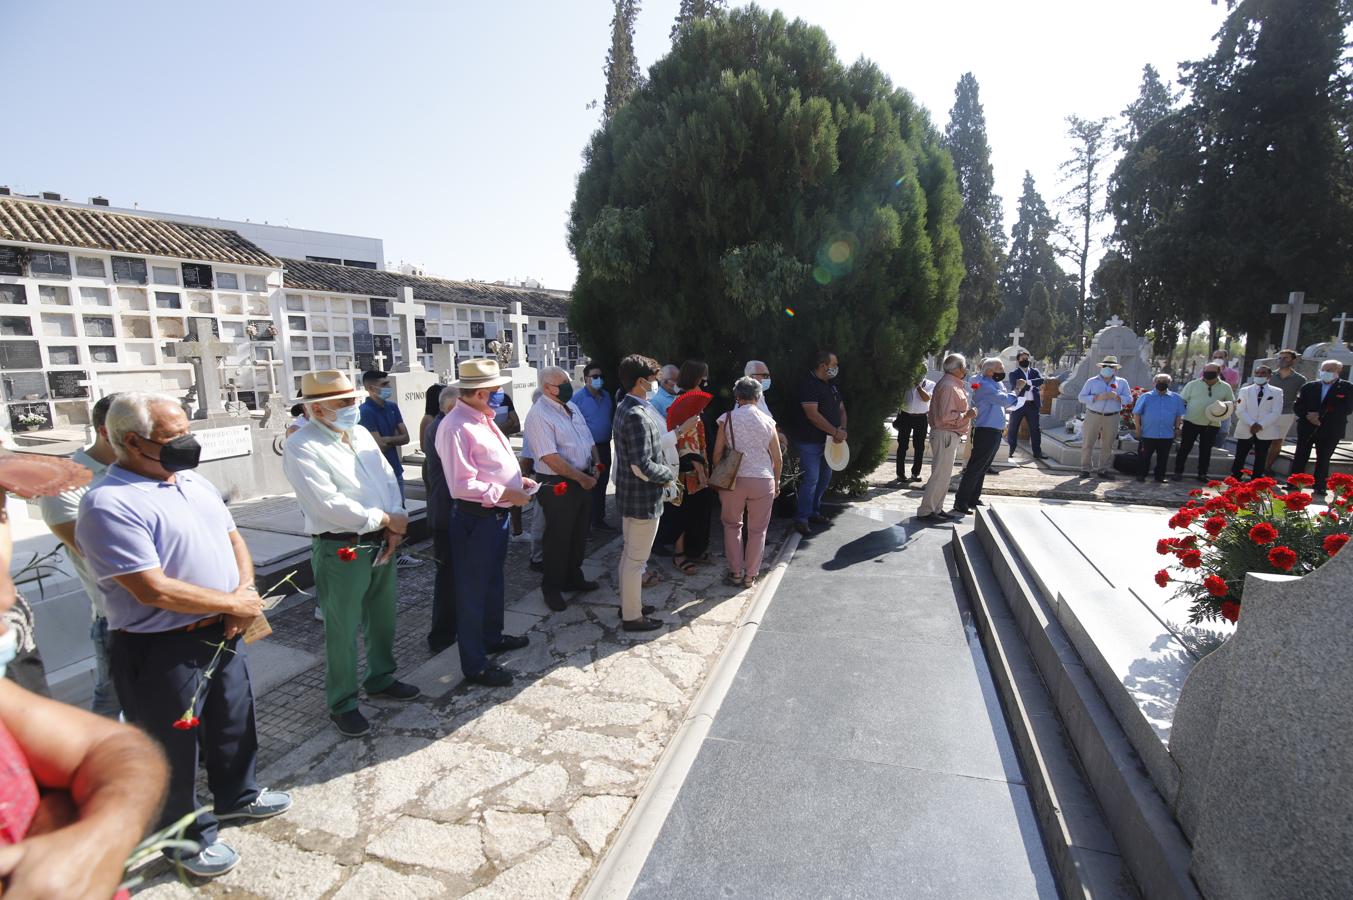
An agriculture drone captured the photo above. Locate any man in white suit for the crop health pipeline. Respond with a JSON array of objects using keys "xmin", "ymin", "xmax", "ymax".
[{"xmin": 1231, "ymin": 364, "xmax": 1284, "ymax": 480}]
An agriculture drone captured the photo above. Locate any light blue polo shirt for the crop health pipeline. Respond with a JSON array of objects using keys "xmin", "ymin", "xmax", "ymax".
[{"xmin": 75, "ymin": 465, "xmax": 240, "ymax": 633}]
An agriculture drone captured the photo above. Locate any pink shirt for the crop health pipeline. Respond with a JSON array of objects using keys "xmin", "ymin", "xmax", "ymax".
[{"xmin": 438, "ymin": 401, "xmax": 524, "ymax": 507}]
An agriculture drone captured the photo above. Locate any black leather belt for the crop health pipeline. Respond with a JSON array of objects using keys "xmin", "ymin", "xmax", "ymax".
[
  {"xmin": 455, "ymin": 499, "xmax": 509, "ymax": 519},
  {"xmin": 314, "ymin": 529, "xmax": 387, "ymax": 542},
  {"xmin": 1088, "ymin": 409, "xmax": 1120, "ymax": 416}
]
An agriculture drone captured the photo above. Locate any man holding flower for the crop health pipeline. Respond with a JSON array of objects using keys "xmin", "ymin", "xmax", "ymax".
[{"xmin": 283, "ymin": 371, "xmax": 421, "ymax": 741}]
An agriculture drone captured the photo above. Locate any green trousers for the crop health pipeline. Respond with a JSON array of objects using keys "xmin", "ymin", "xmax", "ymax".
[{"xmin": 311, "ymin": 536, "xmax": 398, "ymax": 714}]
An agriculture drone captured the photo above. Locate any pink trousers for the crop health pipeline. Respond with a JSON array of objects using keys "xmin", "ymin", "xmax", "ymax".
[{"xmin": 718, "ymin": 476, "xmax": 776, "ymax": 577}]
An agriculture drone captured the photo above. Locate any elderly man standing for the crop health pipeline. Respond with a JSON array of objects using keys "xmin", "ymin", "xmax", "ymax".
[
  {"xmin": 650, "ymin": 363, "xmax": 681, "ymax": 419},
  {"xmin": 1131, "ymin": 374, "xmax": 1186, "ymax": 483},
  {"xmin": 953, "ymin": 357, "xmax": 1020, "ymax": 516},
  {"xmin": 574, "ymin": 361, "xmax": 616, "ymax": 531},
  {"xmin": 38, "ymin": 392, "xmax": 120, "ymax": 717},
  {"xmin": 1291, "ymin": 360, "xmax": 1353, "ymax": 498},
  {"xmin": 1231, "ymin": 365, "xmax": 1284, "ymax": 479},
  {"xmin": 525, "ymin": 366, "xmax": 602, "ymax": 612},
  {"xmin": 440, "ymin": 359, "xmax": 537, "ymax": 687},
  {"xmin": 1078, "ymin": 355, "xmax": 1132, "ymax": 480},
  {"xmin": 1175, "ymin": 360, "xmax": 1235, "ymax": 483},
  {"xmin": 284, "ymin": 371, "xmax": 420, "ymax": 739},
  {"xmin": 77, "ymin": 391, "xmax": 290, "ymax": 878},
  {"xmin": 917, "ymin": 354, "xmax": 976, "ymax": 523}
]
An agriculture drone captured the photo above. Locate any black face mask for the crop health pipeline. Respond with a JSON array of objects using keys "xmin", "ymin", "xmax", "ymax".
[
  {"xmin": 1156, "ymin": 383, "xmax": 1169, "ymax": 392},
  {"xmin": 137, "ymin": 433, "xmax": 202, "ymax": 472},
  {"xmin": 1203, "ymin": 373, "xmax": 1219, "ymax": 381},
  {"xmin": 992, "ymin": 372, "xmax": 1006, "ymax": 380},
  {"xmin": 1017, "ymin": 358, "xmax": 1029, "ymax": 367}
]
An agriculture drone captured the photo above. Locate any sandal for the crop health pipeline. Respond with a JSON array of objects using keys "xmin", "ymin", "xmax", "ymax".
[
  {"xmin": 673, "ymin": 555, "xmax": 699, "ymax": 575},
  {"xmin": 742, "ymin": 574, "xmax": 758, "ymax": 589},
  {"xmin": 724, "ymin": 570, "xmax": 744, "ymax": 587},
  {"xmin": 641, "ymin": 570, "xmax": 661, "ymax": 588}
]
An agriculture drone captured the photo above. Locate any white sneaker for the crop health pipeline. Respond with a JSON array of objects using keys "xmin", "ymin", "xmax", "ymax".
[{"xmin": 396, "ymin": 554, "xmax": 422, "ymax": 569}]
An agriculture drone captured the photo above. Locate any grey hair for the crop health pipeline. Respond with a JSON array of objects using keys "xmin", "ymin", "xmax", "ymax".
[
  {"xmin": 733, "ymin": 376, "xmax": 763, "ymax": 402},
  {"xmin": 980, "ymin": 356, "xmax": 1003, "ymax": 374},
  {"xmin": 744, "ymin": 359, "xmax": 768, "ymax": 376},
  {"xmin": 942, "ymin": 353, "xmax": 966, "ymax": 373},
  {"xmin": 1320, "ymin": 359, "xmax": 1343, "ymax": 372},
  {"xmin": 1154, "ymin": 373, "xmax": 1173, "ymax": 384},
  {"xmin": 659, "ymin": 364, "xmax": 679, "ymax": 381},
  {"xmin": 540, "ymin": 365, "xmax": 568, "ymax": 385},
  {"xmin": 439, "ymin": 385, "xmax": 458, "ymax": 409},
  {"xmin": 106, "ymin": 391, "xmax": 180, "ymax": 459},
  {"xmin": 1253, "ymin": 364, "xmax": 1272, "ymax": 376}
]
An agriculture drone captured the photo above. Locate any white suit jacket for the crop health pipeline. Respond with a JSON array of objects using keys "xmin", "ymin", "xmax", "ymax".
[{"xmin": 1235, "ymin": 382, "xmax": 1284, "ymax": 440}]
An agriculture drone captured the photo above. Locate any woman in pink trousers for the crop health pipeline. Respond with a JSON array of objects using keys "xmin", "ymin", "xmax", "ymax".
[{"xmin": 713, "ymin": 377, "xmax": 783, "ymax": 588}]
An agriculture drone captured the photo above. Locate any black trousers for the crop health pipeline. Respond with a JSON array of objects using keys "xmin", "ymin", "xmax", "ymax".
[
  {"xmin": 1007, "ymin": 399, "xmax": 1042, "ymax": 455},
  {"xmin": 427, "ymin": 523, "xmax": 457, "ymax": 649},
  {"xmin": 1175, "ymin": 422, "xmax": 1219, "ymax": 477},
  {"xmin": 1138, "ymin": 437, "xmax": 1174, "ymax": 481},
  {"xmin": 1231, "ymin": 436, "xmax": 1273, "ymax": 479},
  {"xmin": 1291, "ymin": 423, "xmax": 1340, "ymax": 492},
  {"xmin": 956, "ymin": 427, "xmax": 1002, "ymax": 508},
  {"xmin": 591, "ymin": 442, "xmax": 612, "ymax": 525},
  {"xmin": 539, "ymin": 476, "xmax": 592, "ymax": 591},
  {"xmin": 680, "ymin": 487, "xmax": 716, "ymax": 559},
  {"xmin": 110, "ymin": 622, "xmax": 259, "ymax": 849},
  {"xmin": 895, "ymin": 413, "xmax": 928, "ymax": 477}
]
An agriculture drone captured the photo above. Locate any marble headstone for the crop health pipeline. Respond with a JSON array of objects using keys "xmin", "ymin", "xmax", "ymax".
[
  {"xmin": 1050, "ymin": 323, "xmax": 1153, "ymax": 423},
  {"xmin": 389, "ymin": 369, "xmax": 440, "ymax": 455}
]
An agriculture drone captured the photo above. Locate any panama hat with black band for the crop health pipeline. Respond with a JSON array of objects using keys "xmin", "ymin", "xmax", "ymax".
[
  {"xmin": 290, "ymin": 370, "xmax": 366, "ymax": 405},
  {"xmin": 450, "ymin": 358, "xmax": 513, "ymax": 391}
]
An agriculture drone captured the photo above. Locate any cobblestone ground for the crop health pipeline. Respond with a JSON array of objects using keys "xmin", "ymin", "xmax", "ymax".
[{"xmin": 137, "ymin": 499, "xmax": 787, "ymax": 899}]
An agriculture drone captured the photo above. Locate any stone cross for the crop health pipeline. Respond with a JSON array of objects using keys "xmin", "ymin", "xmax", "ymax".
[
  {"xmin": 172, "ymin": 320, "xmax": 234, "ymax": 420},
  {"xmin": 1105, "ymin": 314, "xmax": 1125, "ymax": 328},
  {"xmin": 507, "ymin": 301, "xmax": 530, "ymax": 367},
  {"xmin": 1334, "ymin": 311, "xmax": 1351, "ymax": 343},
  {"xmin": 1270, "ymin": 291, "xmax": 1319, "ymax": 350},
  {"xmin": 1008, "ymin": 326, "xmax": 1025, "ymax": 347},
  {"xmin": 255, "ymin": 344, "xmax": 282, "ymax": 396},
  {"xmin": 373, "ymin": 349, "xmax": 388, "ymax": 370},
  {"xmin": 391, "ymin": 286, "xmax": 426, "ymax": 372}
]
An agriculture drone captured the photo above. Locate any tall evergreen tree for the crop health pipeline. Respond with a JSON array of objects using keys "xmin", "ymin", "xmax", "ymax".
[
  {"xmin": 671, "ymin": 0, "xmax": 726, "ymax": 38},
  {"xmin": 570, "ymin": 7, "xmax": 962, "ymax": 482},
  {"xmin": 1055, "ymin": 115, "xmax": 1113, "ymax": 354},
  {"xmin": 1020, "ymin": 281, "xmax": 1057, "ymax": 361},
  {"xmin": 996, "ymin": 173, "xmax": 1067, "ymax": 349},
  {"xmin": 1115, "ymin": 64, "xmax": 1178, "ymax": 151},
  {"xmin": 1182, "ymin": 0, "xmax": 1353, "ymax": 363},
  {"xmin": 603, "ymin": 0, "xmax": 641, "ymax": 122},
  {"xmin": 943, "ymin": 73, "xmax": 1005, "ymax": 352}
]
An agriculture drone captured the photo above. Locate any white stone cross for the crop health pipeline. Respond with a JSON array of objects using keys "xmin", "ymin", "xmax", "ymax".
[
  {"xmin": 507, "ymin": 301, "xmax": 530, "ymax": 367},
  {"xmin": 1270, "ymin": 291, "xmax": 1319, "ymax": 350},
  {"xmin": 255, "ymin": 344, "xmax": 282, "ymax": 395},
  {"xmin": 373, "ymin": 349, "xmax": 388, "ymax": 370},
  {"xmin": 391, "ymin": 286, "xmax": 426, "ymax": 372},
  {"xmin": 1105, "ymin": 314, "xmax": 1125, "ymax": 328},
  {"xmin": 1334, "ymin": 311, "xmax": 1351, "ymax": 343},
  {"xmin": 172, "ymin": 320, "xmax": 234, "ymax": 419},
  {"xmin": 1008, "ymin": 326, "xmax": 1025, "ymax": 347}
]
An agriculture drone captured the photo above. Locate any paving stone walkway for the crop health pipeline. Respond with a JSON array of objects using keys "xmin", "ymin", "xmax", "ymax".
[{"xmin": 136, "ymin": 505, "xmax": 787, "ymax": 899}]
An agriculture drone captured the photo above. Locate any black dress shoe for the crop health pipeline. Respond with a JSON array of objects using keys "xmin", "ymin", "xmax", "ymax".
[
  {"xmin": 916, "ymin": 512, "xmax": 946, "ymax": 524},
  {"xmin": 950, "ymin": 506, "xmax": 972, "ymax": 517},
  {"xmin": 809, "ymin": 514, "xmax": 830, "ymax": 526},
  {"xmin": 910, "ymin": 473, "xmax": 923, "ymax": 482},
  {"xmin": 621, "ymin": 616, "xmax": 664, "ymax": 632},
  {"xmin": 371, "ymin": 680, "xmax": 420, "ymax": 701},
  {"xmin": 565, "ymin": 580, "xmax": 600, "ymax": 593},
  {"xmin": 489, "ymin": 634, "xmax": 529, "ymax": 653},
  {"xmin": 467, "ymin": 665, "xmax": 513, "ymax": 687},
  {"xmin": 617, "ymin": 604, "xmax": 656, "ymax": 617},
  {"xmin": 793, "ymin": 521, "xmax": 811, "ymax": 536},
  {"xmin": 973, "ymin": 499, "xmax": 985, "ymax": 507},
  {"xmin": 542, "ymin": 590, "xmax": 567, "ymax": 612},
  {"xmin": 1033, "ymin": 453, "xmax": 1050, "ymax": 460},
  {"xmin": 331, "ymin": 710, "xmax": 371, "ymax": 737}
]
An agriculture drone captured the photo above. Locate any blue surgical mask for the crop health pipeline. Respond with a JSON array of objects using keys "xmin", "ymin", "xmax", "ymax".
[
  {"xmin": 378, "ymin": 386, "xmax": 393, "ymax": 401},
  {"xmin": 332, "ymin": 405, "xmax": 361, "ymax": 432},
  {"xmin": 1253, "ymin": 376, "xmax": 1269, "ymax": 386},
  {"xmin": 1319, "ymin": 370, "xmax": 1337, "ymax": 383},
  {"xmin": 760, "ymin": 378, "xmax": 771, "ymax": 393},
  {"xmin": 590, "ymin": 377, "xmax": 603, "ymax": 390},
  {"xmin": 1100, "ymin": 367, "xmax": 1115, "ymax": 379},
  {"xmin": 826, "ymin": 366, "xmax": 839, "ymax": 379},
  {"xmin": 0, "ymin": 629, "xmax": 16, "ymax": 679}
]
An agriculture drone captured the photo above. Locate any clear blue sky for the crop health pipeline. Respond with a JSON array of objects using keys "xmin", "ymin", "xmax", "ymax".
[{"xmin": 4, "ymin": 1, "xmax": 1227, "ymax": 289}]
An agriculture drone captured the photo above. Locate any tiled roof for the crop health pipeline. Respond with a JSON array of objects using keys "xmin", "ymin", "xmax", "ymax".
[
  {"xmin": 281, "ymin": 258, "xmax": 571, "ymax": 318},
  {"xmin": 0, "ymin": 197, "xmax": 281, "ymax": 268}
]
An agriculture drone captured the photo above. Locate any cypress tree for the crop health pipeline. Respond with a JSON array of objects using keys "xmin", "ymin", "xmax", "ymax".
[
  {"xmin": 1055, "ymin": 115, "xmax": 1112, "ymax": 354},
  {"xmin": 1020, "ymin": 281, "xmax": 1057, "ymax": 362},
  {"xmin": 671, "ymin": 0, "xmax": 726, "ymax": 39},
  {"xmin": 943, "ymin": 73, "xmax": 1004, "ymax": 353},
  {"xmin": 569, "ymin": 7, "xmax": 962, "ymax": 482},
  {"xmin": 997, "ymin": 173, "xmax": 1067, "ymax": 350},
  {"xmin": 603, "ymin": 0, "xmax": 641, "ymax": 123}
]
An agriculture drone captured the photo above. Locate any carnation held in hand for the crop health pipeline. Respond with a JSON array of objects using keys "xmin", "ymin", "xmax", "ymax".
[{"xmin": 1152, "ymin": 472, "xmax": 1352, "ymax": 626}]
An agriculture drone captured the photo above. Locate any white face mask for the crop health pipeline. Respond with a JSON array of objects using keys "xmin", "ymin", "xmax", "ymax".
[
  {"xmin": 1100, "ymin": 367, "xmax": 1116, "ymax": 379},
  {"xmin": 645, "ymin": 378, "xmax": 659, "ymax": 400},
  {"xmin": 0, "ymin": 629, "xmax": 16, "ymax": 679},
  {"xmin": 1253, "ymin": 376, "xmax": 1269, "ymax": 386},
  {"xmin": 1319, "ymin": 370, "xmax": 1338, "ymax": 383}
]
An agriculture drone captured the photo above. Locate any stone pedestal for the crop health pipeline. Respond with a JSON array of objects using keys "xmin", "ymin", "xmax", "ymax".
[
  {"xmin": 502, "ymin": 365, "xmax": 539, "ymax": 411},
  {"xmin": 1051, "ymin": 323, "xmax": 1153, "ymax": 423},
  {"xmin": 187, "ymin": 416, "xmax": 294, "ymax": 502},
  {"xmin": 389, "ymin": 370, "xmax": 441, "ymax": 454}
]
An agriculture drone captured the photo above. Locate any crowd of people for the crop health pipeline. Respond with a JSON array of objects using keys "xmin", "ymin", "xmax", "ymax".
[{"xmin": 911, "ymin": 349, "xmax": 1351, "ymax": 523}]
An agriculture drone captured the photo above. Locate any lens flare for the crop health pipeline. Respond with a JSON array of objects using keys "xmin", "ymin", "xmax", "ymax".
[
  {"xmin": 784, "ymin": 307, "xmax": 796, "ymax": 317},
  {"xmin": 827, "ymin": 241, "xmax": 851, "ymax": 264},
  {"xmin": 812, "ymin": 266, "xmax": 831, "ymax": 285}
]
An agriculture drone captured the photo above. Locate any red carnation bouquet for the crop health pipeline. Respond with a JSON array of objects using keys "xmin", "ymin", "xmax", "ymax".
[
  {"xmin": 1120, "ymin": 386, "xmax": 1147, "ymax": 431},
  {"xmin": 1154, "ymin": 472, "xmax": 1352, "ymax": 624}
]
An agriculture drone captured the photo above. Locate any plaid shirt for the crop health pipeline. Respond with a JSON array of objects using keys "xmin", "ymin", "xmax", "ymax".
[{"xmin": 613, "ymin": 394, "xmax": 676, "ymax": 520}]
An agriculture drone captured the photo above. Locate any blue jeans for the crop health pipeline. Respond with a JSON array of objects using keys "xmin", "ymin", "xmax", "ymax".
[
  {"xmin": 450, "ymin": 506, "xmax": 509, "ymax": 677},
  {"xmin": 795, "ymin": 442, "xmax": 833, "ymax": 523},
  {"xmin": 90, "ymin": 615, "xmax": 120, "ymax": 718}
]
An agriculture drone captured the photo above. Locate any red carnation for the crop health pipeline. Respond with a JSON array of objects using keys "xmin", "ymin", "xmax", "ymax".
[
  {"xmin": 172, "ymin": 715, "xmax": 200, "ymax": 731},
  {"xmin": 1220, "ymin": 601, "xmax": 1240, "ymax": 623},
  {"xmin": 971, "ymin": 382, "xmax": 981, "ymax": 390},
  {"xmin": 1204, "ymin": 574, "xmax": 1229, "ymax": 597},
  {"xmin": 1327, "ymin": 473, "xmax": 1353, "ymax": 492},
  {"xmin": 1203, "ymin": 515, "xmax": 1226, "ymax": 537},
  {"xmin": 337, "ymin": 546, "xmax": 358, "ymax": 562},
  {"xmin": 1240, "ymin": 469, "xmax": 1252, "ymax": 477},
  {"xmin": 1267, "ymin": 545, "xmax": 1298, "ymax": 572},
  {"xmin": 1180, "ymin": 549, "xmax": 1203, "ymax": 568},
  {"xmin": 1168, "ymin": 513, "xmax": 1187, "ymax": 530},
  {"xmin": 553, "ymin": 481, "xmax": 569, "ymax": 496},
  {"xmin": 1154, "ymin": 569, "xmax": 1170, "ymax": 588},
  {"xmin": 1288, "ymin": 473, "xmax": 1315, "ymax": 487},
  {"xmin": 1232, "ymin": 487, "xmax": 1257, "ymax": 506},
  {"xmin": 1248, "ymin": 522, "xmax": 1278, "ymax": 545},
  {"xmin": 1188, "ymin": 488, "xmax": 1205, "ymax": 497},
  {"xmin": 1283, "ymin": 492, "xmax": 1312, "ymax": 511},
  {"xmin": 1156, "ymin": 538, "xmax": 1175, "ymax": 555},
  {"xmin": 1207, "ymin": 480, "xmax": 1222, "ymax": 489},
  {"xmin": 1178, "ymin": 534, "xmax": 1198, "ymax": 548},
  {"xmin": 1324, "ymin": 534, "xmax": 1350, "ymax": 557}
]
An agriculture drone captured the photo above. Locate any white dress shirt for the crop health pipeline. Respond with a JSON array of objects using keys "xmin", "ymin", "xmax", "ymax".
[
  {"xmin": 283, "ymin": 418, "xmax": 403, "ymax": 535},
  {"xmin": 1236, "ymin": 382, "xmax": 1284, "ymax": 440},
  {"xmin": 902, "ymin": 379, "xmax": 936, "ymax": 414}
]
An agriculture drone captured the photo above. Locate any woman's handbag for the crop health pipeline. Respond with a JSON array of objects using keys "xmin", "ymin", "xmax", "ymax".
[{"xmin": 708, "ymin": 412, "xmax": 744, "ymax": 491}]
